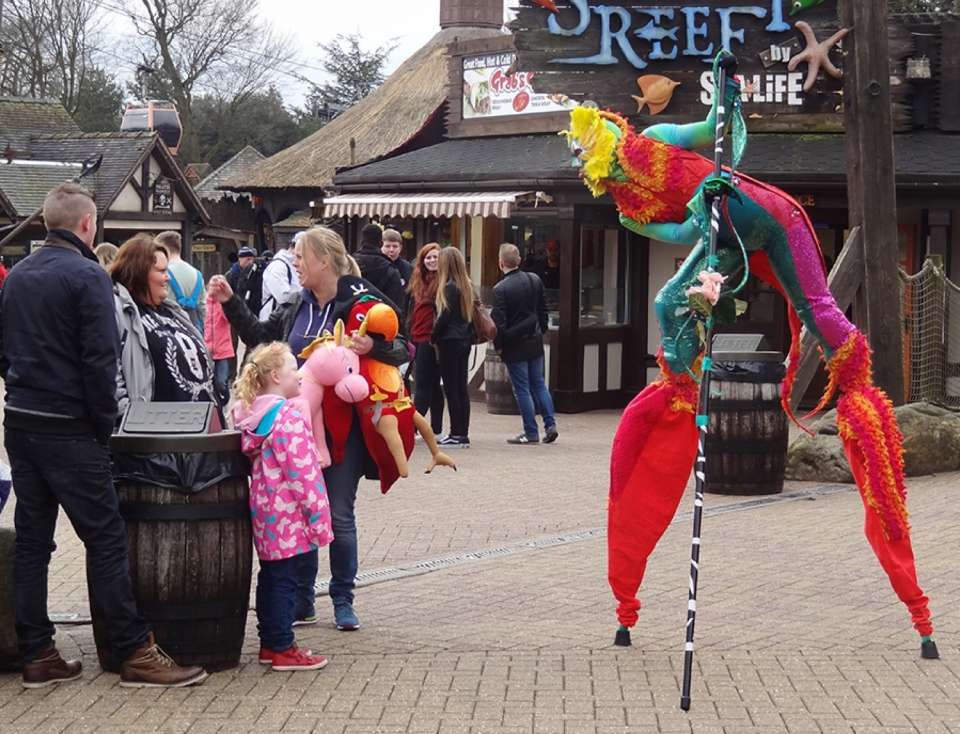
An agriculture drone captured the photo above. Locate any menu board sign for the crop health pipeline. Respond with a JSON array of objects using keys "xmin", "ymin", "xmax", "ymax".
[{"xmin": 462, "ymin": 53, "xmax": 576, "ymax": 119}]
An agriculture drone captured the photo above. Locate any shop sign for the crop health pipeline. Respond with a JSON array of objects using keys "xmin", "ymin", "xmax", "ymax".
[
  {"xmin": 153, "ymin": 177, "xmax": 173, "ymax": 213},
  {"xmin": 511, "ymin": 0, "xmax": 852, "ymax": 130},
  {"xmin": 463, "ymin": 53, "xmax": 577, "ymax": 118},
  {"xmin": 192, "ymin": 243, "xmax": 216, "ymax": 253},
  {"xmin": 29, "ymin": 240, "xmax": 44, "ymax": 253}
]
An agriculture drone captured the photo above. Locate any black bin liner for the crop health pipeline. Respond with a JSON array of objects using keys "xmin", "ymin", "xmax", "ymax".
[
  {"xmin": 110, "ymin": 432, "xmax": 248, "ymax": 494},
  {"xmin": 709, "ymin": 350, "xmax": 785, "ymax": 383}
]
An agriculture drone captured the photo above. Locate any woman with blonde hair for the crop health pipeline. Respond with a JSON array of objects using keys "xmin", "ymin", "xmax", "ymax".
[
  {"xmin": 207, "ymin": 226, "xmax": 411, "ymax": 633},
  {"xmin": 430, "ymin": 246, "xmax": 476, "ymax": 448},
  {"xmin": 94, "ymin": 242, "xmax": 118, "ymax": 269}
]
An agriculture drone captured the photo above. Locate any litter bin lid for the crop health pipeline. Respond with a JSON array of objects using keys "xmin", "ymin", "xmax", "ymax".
[
  {"xmin": 110, "ymin": 430, "xmax": 242, "ymax": 454},
  {"xmin": 712, "ymin": 350, "xmax": 784, "ymax": 363}
]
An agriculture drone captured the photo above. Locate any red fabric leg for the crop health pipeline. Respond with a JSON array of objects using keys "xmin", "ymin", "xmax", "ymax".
[
  {"xmin": 608, "ymin": 387, "xmax": 697, "ymax": 628},
  {"xmin": 844, "ymin": 440, "xmax": 933, "ymax": 637}
]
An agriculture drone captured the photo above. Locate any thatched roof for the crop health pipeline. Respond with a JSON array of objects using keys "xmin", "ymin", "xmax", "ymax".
[{"xmin": 221, "ymin": 26, "xmax": 504, "ymax": 192}]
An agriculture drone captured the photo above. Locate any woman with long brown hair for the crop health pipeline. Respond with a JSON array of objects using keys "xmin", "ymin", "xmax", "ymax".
[
  {"xmin": 431, "ymin": 246, "xmax": 476, "ymax": 448},
  {"xmin": 408, "ymin": 243, "xmax": 444, "ymax": 436}
]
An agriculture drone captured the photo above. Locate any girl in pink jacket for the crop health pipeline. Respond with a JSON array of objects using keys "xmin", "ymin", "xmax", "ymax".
[
  {"xmin": 232, "ymin": 342, "xmax": 332, "ymax": 672},
  {"xmin": 205, "ymin": 290, "xmax": 236, "ymax": 406}
]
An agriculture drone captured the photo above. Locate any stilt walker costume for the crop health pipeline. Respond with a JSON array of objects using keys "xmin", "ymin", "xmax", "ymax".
[{"xmin": 563, "ymin": 53, "xmax": 937, "ymax": 660}]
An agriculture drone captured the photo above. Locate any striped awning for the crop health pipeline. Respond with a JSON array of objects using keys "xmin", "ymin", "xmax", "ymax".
[{"xmin": 322, "ymin": 191, "xmax": 542, "ymax": 219}]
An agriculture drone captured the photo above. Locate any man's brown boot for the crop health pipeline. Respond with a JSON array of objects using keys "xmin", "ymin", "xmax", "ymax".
[
  {"xmin": 22, "ymin": 646, "xmax": 82, "ymax": 689},
  {"xmin": 119, "ymin": 634, "xmax": 208, "ymax": 688}
]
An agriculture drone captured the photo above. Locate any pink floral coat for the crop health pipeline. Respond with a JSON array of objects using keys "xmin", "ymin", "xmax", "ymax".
[{"xmin": 234, "ymin": 395, "xmax": 333, "ymax": 561}]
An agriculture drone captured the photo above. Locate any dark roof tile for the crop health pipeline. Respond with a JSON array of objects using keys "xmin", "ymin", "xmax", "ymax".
[
  {"xmin": 0, "ymin": 161, "xmax": 83, "ymax": 215},
  {"xmin": 28, "ymin": 133, "xmax": 155, "ymax": 213},
  {"xmin": 0, "ymin": 97, "xmax": 81, "ymax": 155},
  {"xmin": 334, "ymin": 132, "xmax": 960, "ymax": 188}
]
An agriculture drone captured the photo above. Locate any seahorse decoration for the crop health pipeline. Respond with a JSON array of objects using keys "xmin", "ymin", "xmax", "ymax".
[{"xmin": 563, "ymin": 53, "xmax": 938, "ymax": 660}]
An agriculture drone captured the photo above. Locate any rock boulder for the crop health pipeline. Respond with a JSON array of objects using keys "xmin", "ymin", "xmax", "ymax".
[{"xmin": 786, "ymin": 401, "xmax": 960, "ymax": 482}]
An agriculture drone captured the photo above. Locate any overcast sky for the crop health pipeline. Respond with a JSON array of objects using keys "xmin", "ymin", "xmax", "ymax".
[{"xmin": 264, "ymin": 0, "xmax": 514, "ymax": 102}]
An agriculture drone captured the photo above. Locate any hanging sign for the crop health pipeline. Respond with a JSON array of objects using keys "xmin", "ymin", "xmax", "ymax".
[
  {"xmin": 153, "ymin": 177, "xmax": 173, "ymax": 213},
  {"xmin": 510, "ymin": 0, "xmax": 907, "ymax": 132},
  {"xmin": 463, "ymin": 53, "xmax": 577, "ymax": 118}
]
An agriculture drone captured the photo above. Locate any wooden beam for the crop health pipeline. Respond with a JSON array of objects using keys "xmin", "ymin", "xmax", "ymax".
[
  {"xmin": 840, "ymin": 0, "xmax": 905, "ymax": 404},
  {"xmin": 789, "ymin": 226, "xmax": 863, "ymax": 412}
]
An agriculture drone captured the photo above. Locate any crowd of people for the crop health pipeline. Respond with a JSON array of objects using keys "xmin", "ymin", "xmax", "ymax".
[{"xmin": 0, "ymin": 181, "xmax": 560, "ymax": 688}]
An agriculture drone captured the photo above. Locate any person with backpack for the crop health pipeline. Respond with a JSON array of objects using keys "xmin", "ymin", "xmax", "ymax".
[
  {"xmin": 156, "ymin": 231, "xmax": 205, "ymax": 331},
  {"xmin": 491, "ymin": 243, "xmax": 558, "ymax": 445},
  {"xmin": 260, "ymin": 238, "xmax": 300, "ymax": 319}
]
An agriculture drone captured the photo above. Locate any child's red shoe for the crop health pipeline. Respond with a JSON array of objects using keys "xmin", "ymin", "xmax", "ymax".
[{"xmin": 270, "ymin": 646, "xmax": 328, "ymax": 672}]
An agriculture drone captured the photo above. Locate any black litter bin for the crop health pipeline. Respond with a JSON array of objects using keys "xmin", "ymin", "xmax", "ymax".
[
  {"xmin": 704, "ymin": 339, "xmax": 788, "ymax": 496},
  {"xmin": 90, "ymin": 403, "xmax": 251, "ymax": 673}
]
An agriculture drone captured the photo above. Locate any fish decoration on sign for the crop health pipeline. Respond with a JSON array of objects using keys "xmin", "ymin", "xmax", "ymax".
[
  {"xmin": 631, "ymin": 75, "xmax": 680, "ymax": 115},
  {"xmin": 789, "ymin": 0, "xmax": 827, "ymax": 16},
  {"xmin": 530, "ymin": 0, "xmax": 559, "ymax": 13}
]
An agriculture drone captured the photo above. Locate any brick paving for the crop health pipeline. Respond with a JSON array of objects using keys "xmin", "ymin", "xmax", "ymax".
[{"xmin": 1, "ymin": 408, "xmax": 958, "ymax": 733}]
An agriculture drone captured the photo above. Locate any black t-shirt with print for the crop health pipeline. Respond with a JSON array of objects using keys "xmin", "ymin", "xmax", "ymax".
[{"xmin": 138, "ymin": 303, "xmax": 215, "ymax": 402}]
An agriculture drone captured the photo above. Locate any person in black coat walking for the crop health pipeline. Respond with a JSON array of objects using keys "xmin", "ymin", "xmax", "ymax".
[
  {"xmin": 491, "ymin": 244, "xmax": 558, "ymax": 445},
  {"xmin": 353, "ymin": 224, "xmax": 406, "ymax": 320},
  {"xmin": 431, "ymin": 247, "xmax": 476, "ymax": 448}
]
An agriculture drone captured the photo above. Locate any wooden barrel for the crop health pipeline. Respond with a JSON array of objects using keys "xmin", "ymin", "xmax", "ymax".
[
  {"xmin": 90, "ymin": 432, "xmax": 251, "ymax": 673},
  {"xmin": 704, "ymin": 354, "xmax": 788, "ymax": 495},
  {"xmin": 0, "ymin": 528, "xmax": 20, "ymax": 671},
  {"xmin": 484, "ymin": 345, "xmax": 520, "ymax": 415}
]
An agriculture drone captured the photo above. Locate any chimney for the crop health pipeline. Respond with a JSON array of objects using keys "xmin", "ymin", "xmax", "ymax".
[{"xmin": 440, "ymin": 0, "xmax": 502, "ymax": 29}]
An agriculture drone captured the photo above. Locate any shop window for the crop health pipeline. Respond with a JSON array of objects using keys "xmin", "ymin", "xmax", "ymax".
[
  {"xmin": 507, "ymin": 219, "xmax": 562, "ymax": 327},
  {"xmin": 580, "ymin": 226, "xmax": 629, "ymax": 327}
]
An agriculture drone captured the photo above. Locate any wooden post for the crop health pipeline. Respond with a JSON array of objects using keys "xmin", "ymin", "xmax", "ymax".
[{"xmin": 840, "ymin": 0, "xmax": 905, "ymax": 404}]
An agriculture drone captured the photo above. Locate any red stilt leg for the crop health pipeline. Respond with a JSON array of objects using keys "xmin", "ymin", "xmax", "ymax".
[{"xmin": 608, "ymin": 366, "xmax": 698, "ymax": 630}]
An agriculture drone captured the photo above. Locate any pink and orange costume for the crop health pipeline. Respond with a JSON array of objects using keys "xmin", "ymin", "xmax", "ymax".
[{"xmin": 565, "ymin": 71, "xmax": 936, "ymax": 655}]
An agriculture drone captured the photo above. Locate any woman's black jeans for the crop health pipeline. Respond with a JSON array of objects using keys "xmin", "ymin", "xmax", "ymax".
[
  {"xmin": 413, "ymin": 341, "xmax": 444, "ymax": 435},
  {"xmin": 437, "ymin": 341, "xmax": 471, "ymax": 438}
]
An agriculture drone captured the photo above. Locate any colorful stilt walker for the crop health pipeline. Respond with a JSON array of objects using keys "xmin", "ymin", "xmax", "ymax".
[{"xmin": 562, "ymin": 52, "xmax": 939, "ymax": 703}]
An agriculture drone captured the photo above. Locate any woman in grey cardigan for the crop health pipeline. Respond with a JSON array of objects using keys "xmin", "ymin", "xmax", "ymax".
[{"xmin": 110, "ymin": 234, "xmax": 216, "ymax": 413}]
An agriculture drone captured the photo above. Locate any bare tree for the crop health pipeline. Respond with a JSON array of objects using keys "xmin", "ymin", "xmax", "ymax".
[
  {"xmin": 0, "ymin": 0, "xmax": 101, "ymax": 113},
  {"xmin": 129, "ymin": 0, "xmax": 296, "ymax": 161}
]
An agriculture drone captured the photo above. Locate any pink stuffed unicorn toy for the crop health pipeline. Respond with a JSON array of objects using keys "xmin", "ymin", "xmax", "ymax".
[{"xmin": 297, "ymin": 320, "xmax": 369, "ymax": 467}]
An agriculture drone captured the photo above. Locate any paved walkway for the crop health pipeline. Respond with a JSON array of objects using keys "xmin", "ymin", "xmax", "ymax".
[{"xmin": 0, "ymin": 408, "xmax": 957, "ymax": 733}]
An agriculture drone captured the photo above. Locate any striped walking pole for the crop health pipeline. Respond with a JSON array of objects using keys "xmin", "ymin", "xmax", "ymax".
[{"xmin": 679, "ymin": 53, "xmax": 737, "ymax": 713}]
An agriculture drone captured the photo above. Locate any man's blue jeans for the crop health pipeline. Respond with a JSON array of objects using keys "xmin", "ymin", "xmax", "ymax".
[
  {"xmin": 257, "ymin": 549, "xmax": 317, "ymax": 651},
  {"xmin": 296, "ymin": 420, "xmax": 365, "ymax": 610},
  {"xmin": 506, "ymin": 356, "xmax": 556, "ymax": 440}
]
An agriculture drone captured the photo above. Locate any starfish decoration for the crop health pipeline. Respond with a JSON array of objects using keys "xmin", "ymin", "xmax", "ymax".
[{"xmin": 787, "ymin": 21, "xmax": 850, "ymax": 92}]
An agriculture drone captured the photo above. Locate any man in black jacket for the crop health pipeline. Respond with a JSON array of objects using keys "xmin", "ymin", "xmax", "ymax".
[
  {"xmin": 491, "ymin": 243, "xmax": 559, "ymax": 445},
  {"xmin": 0, "ymin": 183, "xmax": 206, "ymax": 689},
  {"xmin": 354, "ymin": 224, "xmax": 406, "ymax": 319}
]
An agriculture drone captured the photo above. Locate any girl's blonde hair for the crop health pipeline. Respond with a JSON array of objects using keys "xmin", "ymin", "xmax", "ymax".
[
  {"xmin": 298, "ymin": 226, "xmax": 352, "ymax": 277},
  {"xmin": 436, "ymin": 246, "xmax": 475, "ymax": 321},
  {"xmin": 233, "ymin": 342, "xmax": 292, "ymax": 407}
]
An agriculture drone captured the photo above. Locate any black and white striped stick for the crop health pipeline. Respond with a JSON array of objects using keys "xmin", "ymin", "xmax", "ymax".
[{"xmin": 679, "ymin": 54, "xmax": 736, "ymax": 713}]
